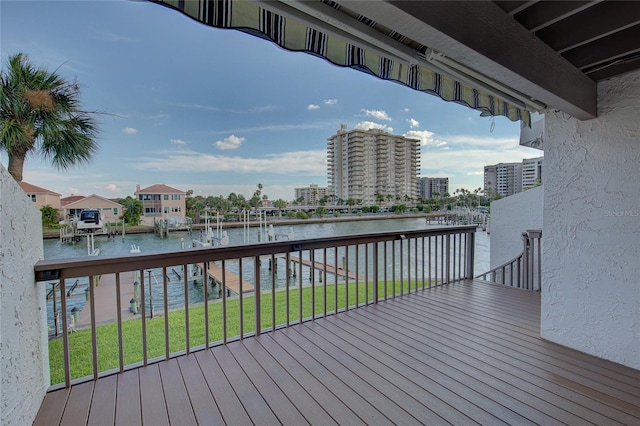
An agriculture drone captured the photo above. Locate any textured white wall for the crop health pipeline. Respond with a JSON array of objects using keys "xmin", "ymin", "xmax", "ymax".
[
  {"xmin": 0, "ymin": 165, "xmax": 48, "ymax": 425},
  {"xmin": 542, "ymin": 69, "xmax": 640, "ymax": 370},
  {"xmin": 489, "ymin": 185, "xmax": 543, "ymax": 269}
]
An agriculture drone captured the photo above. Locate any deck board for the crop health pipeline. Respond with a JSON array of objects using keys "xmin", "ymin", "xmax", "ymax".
[
  {"xmin": 158, "ymin": 358, "xmax": 197, "ymax": 426},
  {"xmin": 138, "ymin": 365, "xmax": 169, "ymax": 426},
  {"xmin": 114, "ymin": 369, "xmax": 141, "ymax": 426},
  {"xmin": 194, "ymin": 349, "xmax": 253, "ymax": 425},
  {"xmin": 87, "ymin": 374, "xmax": 116, "ymax": 426},
  {"xmin": 176, "ymin": 354, "xmax": 225, "ymax": 426},
  {"xmin": 34, "ymin": 387, "xmax": 69, "ymax": 426},
  {"xmin": 38, "ymin": 280, "xmax": 640, "ymax": 425}
]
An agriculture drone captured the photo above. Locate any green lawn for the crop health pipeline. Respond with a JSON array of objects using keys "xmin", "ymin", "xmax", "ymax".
[{"xmin": 49, "ymin": 279, "xmax": 431, "ymax": 384}]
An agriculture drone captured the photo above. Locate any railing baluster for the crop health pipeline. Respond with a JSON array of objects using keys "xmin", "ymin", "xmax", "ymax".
[
  {"xmin": 162, "ymin": 266, "xmax": 169, "ymax": 359},
  {"xmin": 392, "ymin": 240, "xmax": 396, "ymax": 297},
  {"xmin": 271, "ymin": 254, "xmax": 276, "ymax": 331},
  {"xmin": 203, "ymin": 262, "xmax": 208, "ymax": 350},
  {"xmin": 434, "ymin": 236, "xmax": 438, "ymax": 286},
  {"xmin": 333, "ymin": 246, "xmax": 338, "ymax": 315},
  {"xmin": 383, "ymin": 241, "xmax": 388, "ymax": 300},
  {"xmin": 345, "ymin": 245, "xmax": 349, "ymax": 310},
  {"xmin": 183, "ymin": 264, "xmax": 190, "ymax": 352},
  {"xmin": 311, "ymin": 250, "xmax": 315, "ymax": 319},
  {"xmin": 355, "ymin": 244, "xmax": 359, "ymax": 307},
  {"xmin": 222, "ymin": 260, "xmax": 227, "ymax": 344},
  {"xmin": 59, "ymin": 276, "xmax": 71, "ymax": 387},
  {"xmin": 365, "ymin": 244, "xmax": 369, "ymax": 304},
  {"xmin": 446, "ymin": 235, "xmax": 451, "ymax": 284},
  {"xmin": 298, "ymin": 248, "xmax": 303, "ymax": 324},
  {"xmin": 115, "ymin": 273, "xmax": 124, "ymax": 373},
  {"xmin": 421, "ymin": 237, "xmax": 425, "ymax": 290},
  {"xmin": 414, "ymin": 237, "xmax": 418, "ymax": 292},
  {"xmin": 440, "ymin": 235, "xmax": 445, "ymax": 285},
  {"xmin": 89, "ymin": 275, "xmax": 98, "ymax": 380},
  {"xmin": 254, "ymin": 256, "xmax": 261, "ymax": 335},
  {"xmin": 286, "ymin": 252, "xmax": 290, "ymax": 326},
  {"xmin": 399, "ymin": 238, "xmax": 404, "ymax": 296},
  {"xmin": 323, "ymin": 248, "xmax": 328, "ymax": 316},
  {"xmin": 428, "ymin": 236, "xmax": 432, "ymax": 287},
  {"xmin": 140, "ymin": 269, "xmax": 147, "ymax": 366},
  {"xmin": 373, "ymin": 242, "xmax": 378, "ymax": 303},
  {"xmin": 239, "ymin": 257, "xmax": 244, "ymax": 339}
]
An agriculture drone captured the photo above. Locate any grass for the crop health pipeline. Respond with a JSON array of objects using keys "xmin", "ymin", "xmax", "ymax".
[{"xmin": 48, "ymin": 278, "xmax": 431, "ymax": 384}]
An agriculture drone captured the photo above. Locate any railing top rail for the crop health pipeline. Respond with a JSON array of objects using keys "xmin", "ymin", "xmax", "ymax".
[{"xmin": 35, "ymin": 225, "xmax": 476, "ymax": 280}]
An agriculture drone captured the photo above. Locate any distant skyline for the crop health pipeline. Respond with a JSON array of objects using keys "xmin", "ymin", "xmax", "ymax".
[{"xmin": 1, "ymin": 0, "xmax": 539, "ymax": 201}]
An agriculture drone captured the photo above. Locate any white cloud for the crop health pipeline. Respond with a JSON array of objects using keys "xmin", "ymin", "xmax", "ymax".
[
  {"xmin": 403, "ymin": 108, "xmax": 410, "ymax": 112},
  {"xmin": 131, "ymin": 149, "xmax": 326, "ymax": 175},
  {"xmin": 307, "ymin": 104, "xmax": 320, "ymax": 110},
  {"xmin": 122, "ymin": 127, "xmax": 137, "ymax": 135},
  {"xmin": 324, "ymin": 99, "xmax": 337, "ymax": 105},
  {"xmin": 404, "ymin": 130, "xmax": 446, "ymax": 147},
  {"xmin": 361, "ymin": 109, "xmax": 391, "ymax": 121},
  {"xmin": 354, "ymin": 121, "xmax": 393, "ymax": 132},
  {"xmin": 215, "ymin": 135, "xmax": 245, "ymax": 150},
  {"xmin": 68, "ymin": 187, "xmax": 80, "ymax": 196},
  {"xmin": 407, "ymin": 118, "xmax": 420, "ymax": 128},
  {"xmin": 170, "ymin": 139, "xmax": 187, "ymax": 145},
  {"xmin": 105, "ymin": 183, "xmax": 119, "ymax": 192}
]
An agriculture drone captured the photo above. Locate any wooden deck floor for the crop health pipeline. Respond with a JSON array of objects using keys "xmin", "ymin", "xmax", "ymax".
[{"xmin": 35, "ymin": 280, "xmax": 640, "ymax": 425}]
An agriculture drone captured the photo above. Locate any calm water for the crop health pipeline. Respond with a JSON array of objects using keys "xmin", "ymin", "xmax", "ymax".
[{"xmin": 44, "ymin": 218, "xmax": 489, "ymax": 331}]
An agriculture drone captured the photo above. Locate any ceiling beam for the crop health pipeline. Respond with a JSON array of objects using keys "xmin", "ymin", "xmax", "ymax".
[{"xmin": 342, "ymin": 0, "xmax": 597, "ymax": 119}]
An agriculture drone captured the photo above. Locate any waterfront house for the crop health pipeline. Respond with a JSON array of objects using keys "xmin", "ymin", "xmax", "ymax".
[
  {"xmin": 2, "ymin": 2, "xmax": 639, "ymax": 424},
  {"xmin": 134, "ymin": 183, "xmax": 186, "ymax": 225},
  {"xmin": 20, "ymin": 181, "xmax": 61, "ymax": 214},
  {"xmin": 60, "ymin": 194, "xmax": 122, "ymax": 224}
]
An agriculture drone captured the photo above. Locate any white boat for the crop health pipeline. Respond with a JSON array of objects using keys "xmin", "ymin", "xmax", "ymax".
[{"xmin": 76, "ymin": 209, "xmax": 104, "ymax": 233}]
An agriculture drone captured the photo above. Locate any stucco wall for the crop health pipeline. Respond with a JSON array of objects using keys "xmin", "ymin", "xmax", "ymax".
[
  {"xmin": 0, "ymin": 165, "xmax": 48, "ymax": 425},
  {"xmin": 542, "ymin": 68, "xmax": 640, "ymax": 370},
  {"xmin": 489, "ymin": 185, "xmax": 543, "ymax": 269}
]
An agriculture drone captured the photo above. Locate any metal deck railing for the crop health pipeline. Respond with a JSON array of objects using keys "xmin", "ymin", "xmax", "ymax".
[{"xmin": 35, "ymin": 225, "xmax": 476, "ymax": 388}]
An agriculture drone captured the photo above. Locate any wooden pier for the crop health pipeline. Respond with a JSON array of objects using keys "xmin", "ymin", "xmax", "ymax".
[
  {"xmin": 197, "ymin": 262, "xmax": 254, "ymax": 295},
  {"xmin": 77, "ymin": 271, "xmax": 138, "ymax": 328},
  {"xmin": 289, "ymin": 255, "xmax": 361, "ymax": 281}
]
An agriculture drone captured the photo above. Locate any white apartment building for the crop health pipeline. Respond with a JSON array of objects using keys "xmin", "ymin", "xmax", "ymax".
[
  {"xmin": 485, "ymin": 157, "xmax": 544, "ymax": 198},
  {"xmin": 327, "ymin": 125, "xmax": 420, "ymax": 205},
  {"xmin": 522, "ymin": 156, "xmax": 544, "ymax": 190},
  {"xmin": 418, "ymin": 177, "xmax": 449, "ymax": 199},
  {"xmin": 484, "ymin": 162, "xmax": 523, "ymax": 198},
  {"xmin": 294, "ymin": 184, "xmax": 327, "ymax": 205}
]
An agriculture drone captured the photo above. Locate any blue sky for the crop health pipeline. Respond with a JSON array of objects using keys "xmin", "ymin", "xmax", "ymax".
[{"xmin": 1, "ymin": 0, "xmax": 539, "ymax": 201}]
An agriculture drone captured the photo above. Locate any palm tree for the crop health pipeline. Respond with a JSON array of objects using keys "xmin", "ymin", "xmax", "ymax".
[
  {"xmin": 119, "ymin": 196, "xmax": 143, "ymax": 225},
  {"xmin": 0, "ymin": 53, "xmax": 100, "ymax": 182}
]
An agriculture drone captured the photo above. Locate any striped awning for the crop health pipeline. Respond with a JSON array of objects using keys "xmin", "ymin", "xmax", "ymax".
[{"xmin": 151, "ymin": 0, "xmax": 532, "ymax": 126}]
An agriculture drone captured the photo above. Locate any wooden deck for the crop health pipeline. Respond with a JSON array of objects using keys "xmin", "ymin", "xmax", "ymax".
[{"xmin": 35, "ymin": 280, "xmax": 640, "ymax": 425}]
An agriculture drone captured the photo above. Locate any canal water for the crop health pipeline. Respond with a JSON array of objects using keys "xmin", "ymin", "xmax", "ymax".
[{"xmin": 43, "ymin": 218, "xmax": 490, "ymax": 332}]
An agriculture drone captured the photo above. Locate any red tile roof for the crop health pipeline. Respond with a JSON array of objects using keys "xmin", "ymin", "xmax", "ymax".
[
  {"xmin": 135, "ymin": 184, "xmax": 185, "ymax": 194},
  {"xmin": 60, "ymin": 196, "xmax": 85, "ymax": 206},
  {"xmin": 20, "ymin": 181, "xmax": 61, "ymax": 196}
]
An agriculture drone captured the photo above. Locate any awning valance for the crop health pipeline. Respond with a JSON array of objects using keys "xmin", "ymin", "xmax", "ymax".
[{"xmin": 152, "ymin": 0, "xmax": 535, "ymax": 126}]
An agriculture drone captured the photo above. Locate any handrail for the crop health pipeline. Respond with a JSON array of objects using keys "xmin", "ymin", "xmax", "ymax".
[
  {"xmin": 476, "ymin": 229, "xmax": 542, "ymax": 291},
  {"xmin": 37, "ymin": 225, "xmax": 476, "ymax": 388}
]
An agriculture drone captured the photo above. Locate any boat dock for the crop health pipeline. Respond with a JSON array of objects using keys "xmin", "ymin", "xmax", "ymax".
[
  {"xmin": 289, "ymin": 255, "xmax": 361, "ymax": 281},
  {"xmin": 77, "ymin": 271, "xmax": 137, "ymax": 328},
  {"xmin": 197, "ymin": 262, "xmax": 254, "ymax": 295}
]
